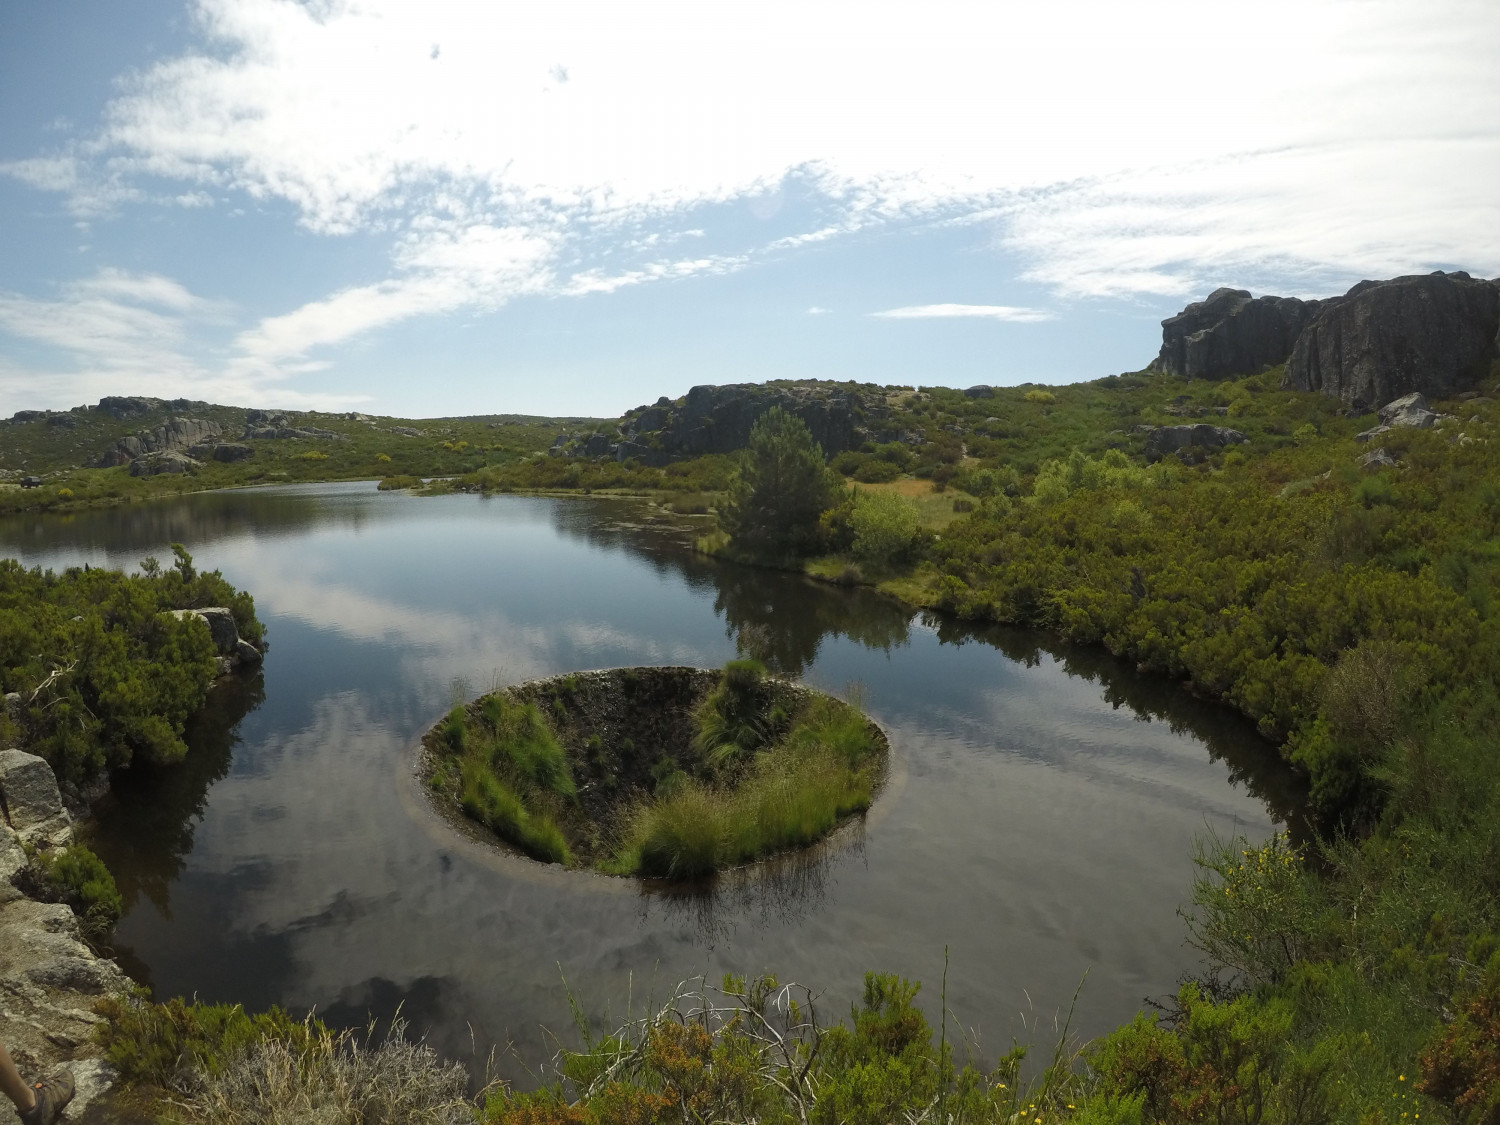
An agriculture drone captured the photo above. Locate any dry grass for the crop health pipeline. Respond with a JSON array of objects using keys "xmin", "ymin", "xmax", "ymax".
[
  {"xmin": 846, "ymin": 478, "xmax": 978, "ymax": 529},
  {"xmin": 159, "ymin": 1020, "xmax": 474, "ymax": 1125}
]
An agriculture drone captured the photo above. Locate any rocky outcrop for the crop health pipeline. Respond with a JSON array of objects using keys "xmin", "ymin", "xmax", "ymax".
[
  {"xmin": 1360, "ymin": 447, "xmax": 1399, "ymax": 471},
  {"xmin": 1, "ymin": 753, "xmax": 129, "ymax": 1119},
  {"xmin": 98, "ymin": 417, "xmax": 223, "ymax": 468},
  {"xmin": 1355, "ymin": 393, "xmax": 1448, "ymax": 443},
  {"xmin": 128, "ymin": 450, "xmax": 202, "ymax": 476},
  {"xmin": 167, "ymin": 607, "xmax": 263, "ymax": 675},
  {"xmin": 552, "ymin": 383, "xmax": 892, "ymax": 464},
  {"xmin": 1284, "ymin": 272, "xmax": 1500, "ymax": 409},
  {"xmin": 1142, "ymin": 423, "xmax": 1248, "ymax": 460},
  {"xmin": 241, "ymin": 412, "xmax": 344, "ymax": 441},
  {"xmin": 94, "ymin": 396, "xmax": 163, "ymax": 420},
  {"xmin": 1153, "ymin": 288, "xmax": 1324, "ymax": 379},
  {"xmin": 188, "ymin": 442, "xmax": 254, "ymax": 463}
]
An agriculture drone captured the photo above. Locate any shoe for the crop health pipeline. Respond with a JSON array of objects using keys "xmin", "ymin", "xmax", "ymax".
[{"xmin": 19, "ymin": 1068, "xmax": 74, "ymax": 1125}]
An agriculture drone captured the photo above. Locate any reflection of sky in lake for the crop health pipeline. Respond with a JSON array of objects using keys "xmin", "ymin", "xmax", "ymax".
[{"xmin": 0, "ymin": 483, "xmax": 1304, "ymax": 1079}]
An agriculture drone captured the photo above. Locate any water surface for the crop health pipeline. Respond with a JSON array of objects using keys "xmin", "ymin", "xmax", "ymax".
[{"xmin": 0, "ymin": 482, "xmax": 1304, "ymax": 1078}]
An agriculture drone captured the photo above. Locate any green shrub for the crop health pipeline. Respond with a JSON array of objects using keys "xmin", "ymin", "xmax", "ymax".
[
  {"xmin": 26, "ymin": 843, "xmax": 123, "ymax": 939},
  {"xmin": 849, "ymin": 490, "xmax": 922, "ymax": 565},
  {"xmin": 96, "ymin": 994, "xmax": 322, "ymax": 1088}
]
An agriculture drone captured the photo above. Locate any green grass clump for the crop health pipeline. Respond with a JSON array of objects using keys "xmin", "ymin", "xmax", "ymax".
[
  {"xmin": 479, "ymin": 694, "xmax": 575, "ymax": 798},
  {"xmin": 460, "ymin": 761, "xmax": 572, "ymax": 865},
  {"xmin": 616, "ymin": 694, "xmax": 882, "ymax": 878},
  {"xmin": 693, "ymin": 658, "xmax": 777, "ymax": 767}
]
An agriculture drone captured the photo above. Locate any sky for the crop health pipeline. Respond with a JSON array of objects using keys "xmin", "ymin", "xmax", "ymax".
[{"xmin": 1, "ymin": 0, "xmax": 1497, "ymax": 419}]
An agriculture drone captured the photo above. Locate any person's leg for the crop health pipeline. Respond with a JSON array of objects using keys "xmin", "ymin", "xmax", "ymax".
[{"xmin": 0, "ymin": 1042, "xmax": 36, "ymax": 1114}]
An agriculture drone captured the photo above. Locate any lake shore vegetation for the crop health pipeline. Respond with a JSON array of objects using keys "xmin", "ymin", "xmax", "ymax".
[
  {"xmin": 7, "ymin": 365, "xmax": 1500, "ymax": 1121},
  {"xmin": 0, "ymin": 544, "xmax": 264, "ymax": 784}
]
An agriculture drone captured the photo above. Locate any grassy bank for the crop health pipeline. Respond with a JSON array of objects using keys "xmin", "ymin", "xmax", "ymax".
[{"xmin": 422, "ymin": 662, "xmax": 888, "ymax": 879}]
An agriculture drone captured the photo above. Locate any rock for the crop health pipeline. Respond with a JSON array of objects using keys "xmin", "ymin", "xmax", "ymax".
[
  {"xmin": 0, "ymin": 750, "xmax": 69, "ymax": 839},
  {"xmin": 963, "ymin": 385, "xmax": 995, "ymax": 398},
  {"xmin": 59, "ymin": 773, "xmax": 112, "ymax": 822},
  {"xmin": 614, "ymin": 440, "xmax": 669, "ymax": 466},
  {"xmin": 128, "ymin": 450, "xmax": 202, "ymax": 476},
  {"xmin": 188, "ymin": 442, "xmax": 253, "ymax": 463},
  {"xmin": 242, "ymin": 424, "xmax": 342, "ymax": 440},
  {"xmin": 1360, "ymin": 447, "xmax": 1399, "ymax": 470},
  {"xmin": 580, "ymin": 432, "xmax": 614, "ymax": 458},
  {"xmin": 1354, "ymin": 393, "xmax": 1443, "ymax": 442},
  {"xmin": 45, "ymin": 415, "xmax": 77, "ymax": 429},
  {"xmin": 389, "ymin": 426, "xmax": 425, "ymax": 437},
  {"xmin": 95, "ymin": 395, "xmax": 163, "ymax": 420},
  {"xmin": 1379, "ymin": 392, "xmax": 1439, "ymax": 426},
  {"xmin": 10, "ymin": 410, "xmax": 48, "ymax": 423},
  {"xmin": 234, "ymin": 639, "xmax": 263, "ymax": 665},
  {"xmin": 633, "ymin": 405, "xmax": 671, "ymax": 432},
  {"xmin": 169, "ymin": 607, "xmax": 240, "ymax": 654},
  {"xmin": 0, "ymin": 897, "xmax": 129, "ymax": 1110},
  {"xmin": 1142, "ymin": 424, "xmax": 1248, "ymax": 459},
  {"xmin": 1153, "ymin": 288, "xmax": 1324, "ymax": 378},
  {"xmin": 100, "ymin": 417, "xmax": 222, "ymax": 467},
  {"xmin": 0, "ymin": 828, "xmax": 26, "ymax": 892},
  {"xmin": 1284, "ymin": 272, "xmax": 1500, "ymax": 408}
]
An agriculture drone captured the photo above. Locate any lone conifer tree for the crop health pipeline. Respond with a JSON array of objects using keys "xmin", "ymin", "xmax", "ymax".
[{"xmin": 721, "ymin": 407, "xmax": 837, "ymax": 558}]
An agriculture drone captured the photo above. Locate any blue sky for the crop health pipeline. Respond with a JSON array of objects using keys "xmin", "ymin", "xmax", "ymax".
[{"xmin": 1, "ymin": 0, "xmax": 1496, "ymax": 419}]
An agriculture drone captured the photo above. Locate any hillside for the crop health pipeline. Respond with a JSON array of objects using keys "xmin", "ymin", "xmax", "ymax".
[{"xmin": 0, "ymin": 396, "xmax": 599, "ymax": 514}]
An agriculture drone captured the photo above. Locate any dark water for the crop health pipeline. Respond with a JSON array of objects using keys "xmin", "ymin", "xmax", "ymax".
[{"xmin": 0, "ymin": 482, "xmax": 1305, "ymax": 1079}]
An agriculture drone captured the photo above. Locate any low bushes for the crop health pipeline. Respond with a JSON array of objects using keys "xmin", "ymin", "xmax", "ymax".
[
  {"xmin": 96, "ymin": 996, "xmax": 470, "ymax": 1124},
  {"xmin": 22, "ymin": 842, "xmax": 123, "ymax": 942}
]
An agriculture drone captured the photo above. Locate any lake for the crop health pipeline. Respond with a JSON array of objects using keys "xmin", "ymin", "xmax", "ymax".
[{"xmin": 0, "ymin": 481, "xmax": 1304, "ymax": 1080}]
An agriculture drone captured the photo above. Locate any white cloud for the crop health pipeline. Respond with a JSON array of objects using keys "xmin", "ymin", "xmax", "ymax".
[
  {"xmin": 2, "ymin": 0, "xmax": 1497, "ymax": 405},
  {"xmin": 234, "ymin": 223, "xmax": 556, "ymax": 364},
  {"xmin": 807, "ymin": 306, "xmax": 829, "ymax": 315},
  {"xmin": 0, "ymin": 269, "xmax": 364, "ymax": 412},
  {"xmin": 33, "ymin": 0, "xmax": 1495, "ymax": 267},
  {"xmin": 872, "ymin": 304, "xmax": 1055, "ymax": 323}
]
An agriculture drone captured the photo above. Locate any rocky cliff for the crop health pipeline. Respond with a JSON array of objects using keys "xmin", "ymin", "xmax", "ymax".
[
  {"xmin": 1153, "ymin": 271, "xmax": 1500, "ymax": 409},
  {"xmin": 1153, "ymin": 288, "xmax": 1325, "ymax": 379},
  {"xmin": 1284, "ymin": 272, "xmax": 1500, "ymax": 409},
  {"xmin": 1, "ymin": 751, "xmax": 130, "ymax": 1120},
  {"xmin": 552, "ymin": 382, "xmax": 894, "ymax": 464},
  {"xmin": 96, "ymin": 416, "xmax": 223, "ymax": 468}
]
